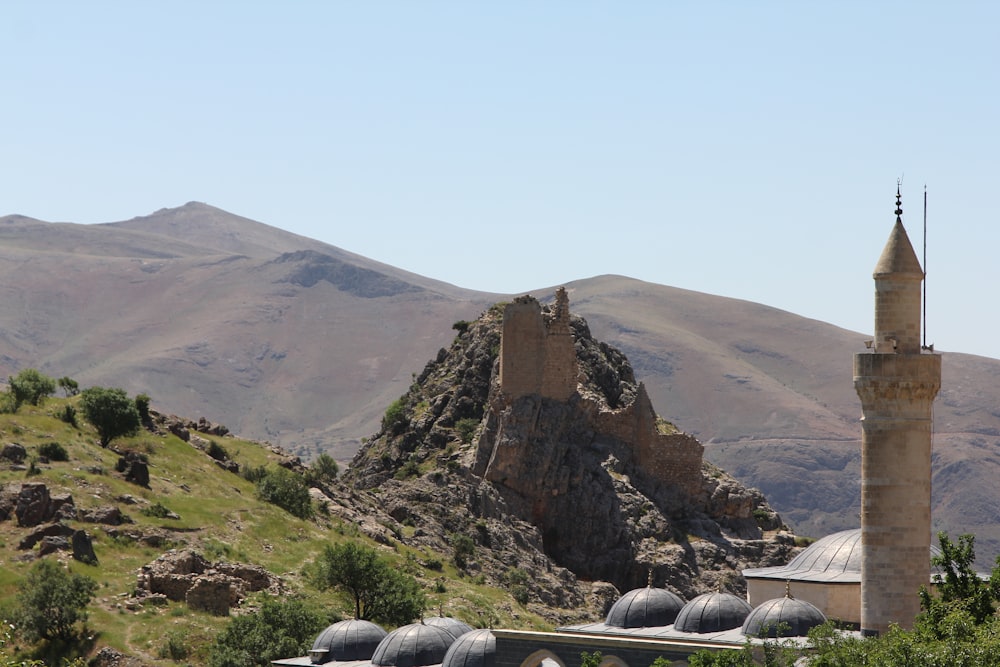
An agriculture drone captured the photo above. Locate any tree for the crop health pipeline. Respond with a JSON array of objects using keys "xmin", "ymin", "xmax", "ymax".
[
  {"xmin": 11, "ymin": 559, "xmax": 98, "ymax": 643},
  {"xmin": 918, "ymin": 532, "xmax": 1000, "ymax": 635},
  {"xmin": 134, "ymin": 393, "xmax": 151, "ymax": 423},
  {"xmin": 208, "ymin": 597, "xmax": 327, "ymax": 667},
  {"xmin": 255, "ymin": 467, "xmax": 313, "ymax": 519},
  {"xmin": 8, "ymin": 369, "xmax": 56, "ymax": 411},
  {"xmin": 57, "ymin": 376, "xmax": 79, "ymax": 397},
  {"xmin": 309, "ymin": 541, "xmax": 425, "ymax": 626},
  {"xmin": 79, "ymin": 386, "xmax": 141, "ymax": 447},
  {"xmin": 305, "ymin": 453, "xmax": 339, "ymax": 487}
]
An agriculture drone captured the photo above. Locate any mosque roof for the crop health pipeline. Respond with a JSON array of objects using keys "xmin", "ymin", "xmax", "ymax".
[
  {"xmin": 742, "ymin": 528, "xmax": 942, "ymax": 583},
  {"xmin": 740, "ymin": 595, "xmax": 827, "ymax": 638},
  {"xmin": 422, "ymin": 616, "xmax": 474, "ymax": 640},
  {"xmin": 673, "ymin": 591, "xmax": 753, "ymax": 634},
  {"xmin": 605, "ymin": 586, "xmax": 685, "ymax": 628},
  {"xmin": 440, "ymin": 629, "xmax": 495, "ymax": 667},
  {"xmin": 371, "ymin": 623, "xmax": 457, "ymax": 667},
  {"xmin": 308, "ymin": 619, "xmax": 388, "ymax": 664}
]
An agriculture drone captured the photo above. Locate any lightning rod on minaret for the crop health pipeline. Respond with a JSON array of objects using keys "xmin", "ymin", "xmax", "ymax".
[{"xmin": 923, "ymin": 184, "xmax": 928, "ymax": 349}]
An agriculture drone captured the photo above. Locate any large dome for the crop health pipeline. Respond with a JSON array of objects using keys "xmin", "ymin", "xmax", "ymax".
[
  {"xmin": 371, "ymin": 623, "xmax": 457, "ymax": 667},
  {"xmin": 673, "ymin": 592, "xmax": 753, "ymax": 634},
  {"xmin": 309, "ymin": 619, "xmax": 387, "ymax": 663},
  {"xmin": 743, "ymin": 528, "xmax": 943, "ymax": 583},
  {"xmin": 440, "ymin": 628, "xmax": 495, "ymax": 667},
  {"xmin": 605, "ymin": 587, "xmax": 685, "ymax": 628},
  {"xmin": 741, "ymin": 596, "xmax": 827, "ymax": 638}
]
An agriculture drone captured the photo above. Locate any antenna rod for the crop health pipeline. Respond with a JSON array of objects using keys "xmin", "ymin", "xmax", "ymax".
[{"xmin": 923, "ymin": 185, "xmax": 928, "ymax": 348}]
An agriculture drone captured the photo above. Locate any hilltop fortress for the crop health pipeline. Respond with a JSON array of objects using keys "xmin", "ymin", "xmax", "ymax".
[{"xmin": 490, "ymin": 287, "xmax": 704, "ymax": 497}]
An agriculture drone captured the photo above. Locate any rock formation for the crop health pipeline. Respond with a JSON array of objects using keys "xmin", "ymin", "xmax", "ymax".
[{"xmin": 345, "ymin": 291, "xmax": 797, "ymax": 615}]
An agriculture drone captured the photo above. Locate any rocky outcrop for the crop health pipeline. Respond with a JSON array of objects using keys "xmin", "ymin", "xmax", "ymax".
[{"xmin": 345, "ymin": 295, "xmax": 798, "ymax": 618}]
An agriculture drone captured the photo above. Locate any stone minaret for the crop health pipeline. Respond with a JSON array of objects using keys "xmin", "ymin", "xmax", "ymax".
[{"xmin": 854, "ymin": 188, "xmax": 941, "ymax": 636}]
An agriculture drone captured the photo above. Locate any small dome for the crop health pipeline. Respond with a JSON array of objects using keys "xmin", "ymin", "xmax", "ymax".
[
  {"xmin": 441, "ymin": 629, "xmax": 495, "ymax": 667},
  {"xmin": 422, "ymin": 616, "xmax": 474, "ymax": 639},
  {"xmin": 741, "ymin": 596, "xmax": 827, "ymax": 638},
  {"xmin": 309, "ymin": 619, "xmax": 388, "ymax": 663},
  {"xmin": 371, "ymin": 623, "xmax": 457, "ymax": 667},
  {"xmin": 605, "ymin": 587, "xmax": 685, "ymax": 628},
  {"xmin": 673, "ymin": 592, "xmax": 753, "ymax": 633}
]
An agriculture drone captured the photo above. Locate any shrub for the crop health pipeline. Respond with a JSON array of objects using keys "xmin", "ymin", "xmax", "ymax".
[
  {"xmin": 255, "ymin": 467, "xmax": 313, "ymax": 519},
  {"xmin": 38, "ymin": 441, "xmax": 69, "ymax": 462},
  {"xmin": 158, "ymin": 630, "xmax": 191, "ymax": 660},
  {"xmin": 141, "ymin": 502, "xmax": 173, "ymax": 519},
  {"xmin": 207, "ymin": 440, "xmax": 229, "ymax": 461},
  {"xmin": 134, "ymin": 393, "xmax": 151, "ymax": 422},
  {"xmin": 452, "ymin": 320, "xmax": 471, "ymax": 335},
  {"xmin": 455, "ymin": 417, "xmax": 479, "ymax": 444},
  {"xmin": 450, "ymin": 533, "xmax": 475, "ymax": 569},
  {"xmin": 58, "ymin": 404, "xmax": 78, "ymax": 427},
  {"xmin": 305, "ymin": 453, "xmax": 339, "ymax": 486},
  {"xmin": 57, "ymin": 376, "xmax": 80, "ymax": 397},
  {"xmin": 11, "ymin": 558, "xmax": 98, "ymax": 642},
  {"xmin": 394, "ymin": 459, "xmax": 420, "ymax": 481},
  {"xmin": 208, "ymin": 597, "xmax": 326, "ymax": 667},
  {"xmin": 382, "ymin": 398, "xmax": 408, "ymax": 436},
  {"xmin": 8, "ymin": 368, "xmax": 56, "ymax": 411}
]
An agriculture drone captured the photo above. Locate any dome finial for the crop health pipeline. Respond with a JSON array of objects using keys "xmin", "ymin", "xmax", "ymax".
[
  {"xmin": 784, "ymin": 580, "xmax": 794, "ymax": 599},
  {"xmin": 647, "ymin": 568, "xmax": 654, "ymax": 588}
]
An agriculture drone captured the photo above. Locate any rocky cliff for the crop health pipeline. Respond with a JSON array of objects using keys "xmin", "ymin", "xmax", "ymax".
[{"xmin": 345, "ymin": 295, "xmax": 798, "ymax": 617}]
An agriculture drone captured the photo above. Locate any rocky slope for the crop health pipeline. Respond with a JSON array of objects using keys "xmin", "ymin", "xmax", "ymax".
[{"xmin": 344, "ymin": 298, "xmax": 798, "ymax": 614}]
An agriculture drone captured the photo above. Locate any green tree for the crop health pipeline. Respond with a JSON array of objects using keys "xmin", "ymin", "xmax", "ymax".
[
  {"xmin": 79, "ymin": 386, "xmax": 141, "ymax": 447},
  {"xmin": 255, "ymin": 467, "xmax": 313, "ymax": 519},
  {"xmin": 11, "ymin": 559, "xmax": 98, "ymax": 643},
  {"xmin": 918, "ymin": 532, "xmax": 1000, "ymax": 636},
  {"xmin": 134, "ymin": 393, "xmax": 151, "ymax": 422},
  {"xmin": 57, "ymin": 376, "xmax": 79, "ymax": 397},
  {"xmin": 450, "ymin": 533, "xmax": 475, "ymax": 569},
  {"xmin": 305, "ymin": 453, "xmax": 339, "ymax": 486},
  {"xmin": 309, "ymin": 541, "xmax": 425, "ymax": 626},
  {"xmin": 8, "ymin": 369, "xmax": 56, "ymax": 411},
  {"xmin": 208, "ymin": 597, "xmax": 327, "ymax": 667}
]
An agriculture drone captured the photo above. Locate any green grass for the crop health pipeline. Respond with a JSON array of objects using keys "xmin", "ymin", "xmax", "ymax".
[{"xmin": 0, "ymin": 397, "xmax": 554, "ymax": 665}]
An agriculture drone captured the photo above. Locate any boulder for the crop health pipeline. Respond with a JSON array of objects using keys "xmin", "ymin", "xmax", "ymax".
[
  {"xmin": 72, "ymin": 529, "xmax": 98, "ymax": 564},
  {"xmin": 15, "ymin": 483, "xmax": 53, "ymax": 527}
]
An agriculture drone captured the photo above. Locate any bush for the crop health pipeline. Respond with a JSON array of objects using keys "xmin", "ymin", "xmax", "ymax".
[
  {"xmin": 58, "ymin": 376, "xmax": 80, "ymax": 397},
  {"xmin": 455, "ymin": 418, "xmax": 479, "ymax": 444},
  {"xmin": 450, "ymin": 533, "xmax": 475, "ymax": 569},
  {"xmin": 134, "ymin": 393, "xmax": 151, "ymax": 422},
  {"xmin": 8, "ymin": 368, "xmax": 56, "ymax": 411},
  {"xmin": 208, "ymin": 597, "xmax": 327, "ymax": 667},
  {"xmin": 11, "ymin": 559, "xmax": 98, "ymax": 643},
  {"xmin": 305, "ymin": 453, "xmax": 339, "ymax": 487},
  {"xmin": 158, "ymin": 630, "xmax": 191, "ymax": 661},
  {"xmin": 58, "ymin": 404, "xmax": 78, "ymax": 427},
  {"xmin": 382, "ymin": 398, "xmax": 408, "ymax": 436},
  {"xmin": 207, "ymin": 440, "xmax": 229, "ymax": 461},
  {"xmin": 38, "ymin": 442, "xmax": 69, "ymax": 462},
  {"xmin": 255, "ymin": 467, "xmax": 313, "ymax": 519}
]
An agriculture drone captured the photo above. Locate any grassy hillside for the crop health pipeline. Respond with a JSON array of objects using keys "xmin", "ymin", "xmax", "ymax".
[{"xmin": 0, "ymin": 396, "xmax": 550, "ymax": 665}]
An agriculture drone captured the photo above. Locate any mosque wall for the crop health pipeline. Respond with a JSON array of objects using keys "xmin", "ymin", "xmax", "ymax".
[{"xmin": 492, "ymin": 630, "xmax": 707, "ymax": 667}]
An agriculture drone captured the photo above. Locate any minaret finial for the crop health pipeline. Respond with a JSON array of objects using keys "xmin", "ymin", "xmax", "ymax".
[{"xmin": 895, "ymin": 182, "xmax": 903, "ymax": 222}]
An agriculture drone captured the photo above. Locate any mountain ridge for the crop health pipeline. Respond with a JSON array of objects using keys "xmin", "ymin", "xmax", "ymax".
[{"xmin": 3, "ymin": 203, "xmax": 1000, "ymax": 565}]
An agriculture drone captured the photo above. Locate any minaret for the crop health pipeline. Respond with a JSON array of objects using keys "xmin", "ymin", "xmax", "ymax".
[{"xmin": 854, "ymin": 187, "xmax": 941, "ymax": 636}]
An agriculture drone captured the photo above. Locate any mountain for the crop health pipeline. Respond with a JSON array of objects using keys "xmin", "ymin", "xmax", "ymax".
[{"xmin": 2, "ymin": 203, "xmax": 1000, "ymax": 565}]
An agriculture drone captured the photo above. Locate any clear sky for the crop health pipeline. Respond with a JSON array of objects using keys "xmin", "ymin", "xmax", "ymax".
[{"xmin": 4, "ymin": 3, "xmax": 999, "ymax": 358}]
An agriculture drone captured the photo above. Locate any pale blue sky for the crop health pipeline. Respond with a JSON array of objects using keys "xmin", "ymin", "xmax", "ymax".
[{"xmin": 4, "ymin": 3, "xmax": 998, "ymax": 357}]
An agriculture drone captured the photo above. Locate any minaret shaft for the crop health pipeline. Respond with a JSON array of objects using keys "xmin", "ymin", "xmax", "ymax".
[{"xmin": 854, "ymin": 198, "xmax": 940, "ymax": 637}]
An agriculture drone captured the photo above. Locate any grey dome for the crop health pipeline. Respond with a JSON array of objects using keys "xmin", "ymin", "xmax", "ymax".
[
  {"xmin": 673, "ymin": 592, "xmax": 753, "ymax": 633},
  {"xmin": 423, "ymin": 616, "xmax": 474, "ymax": 639},
  {"xmin": 441, "ymin": 629, "xmax": 495, "ymax": 667},
  {"xmin": 371, "ymin": 623, "xmax": 457, "ymax": 667},
  {"xmin": 743, "ymin": 528, "xmax": 943, "ymax": 583},
  {"xmin": 309, "ymin": 619, "xmax": 387, "ymax": 663},
  {"xmin": 605, "ymin": 587, "xmax": 685, "ymax": 628},
  {"xmin": 741, "ymin": 596, "xmax": 827, "ymax": 638}
]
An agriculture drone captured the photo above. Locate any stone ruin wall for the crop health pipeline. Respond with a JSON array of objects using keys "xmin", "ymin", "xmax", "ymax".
[
  {"xmin": 499, "ymin": 289, "xmax": 703, "ymax": 493},
  {"xmin": 499, "ymin": 288, "xmax": 577, "ymax": 401}
]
